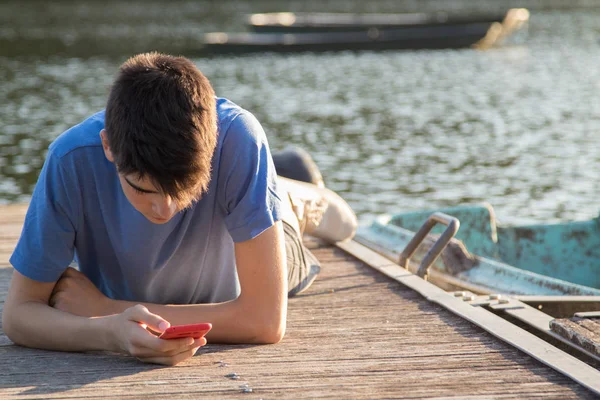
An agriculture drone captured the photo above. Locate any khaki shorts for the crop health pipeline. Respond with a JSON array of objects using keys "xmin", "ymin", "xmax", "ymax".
[{"xmin": 283, "ymin": 220, "xmax": 321, "ymax": 297}]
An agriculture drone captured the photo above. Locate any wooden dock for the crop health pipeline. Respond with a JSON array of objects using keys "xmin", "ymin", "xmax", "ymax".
[
  {"xmin": 552, "ymin": 316, "xmax": 600, "ymax": 358},
  {"xmin": 0, "ymin": 204, "xmax": 597, "ymax": 399}
]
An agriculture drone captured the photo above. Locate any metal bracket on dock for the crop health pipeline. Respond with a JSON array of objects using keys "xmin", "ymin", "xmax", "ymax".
[
  {"xmin": 453, "ymin": 291, "xmax": 525, "ymax": 309},
  {"xmin": 453, "ymin": 291, "xmax": 520, "ymax": 309},
  {"xmin": 398, "ymin": 212, "xmax": 460, "ymax": 279},
  {"xmin": 453, "ymin": 291, "xmax": 525, "ymax": 310}
]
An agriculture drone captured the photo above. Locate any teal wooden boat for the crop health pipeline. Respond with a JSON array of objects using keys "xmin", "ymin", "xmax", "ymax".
[{"xmin": 356, "ymin": 203, "xmax": 600, "ymax": 297}]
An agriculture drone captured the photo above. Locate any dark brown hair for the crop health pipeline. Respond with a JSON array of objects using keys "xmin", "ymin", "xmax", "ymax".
[{"xmin": 105, "ymin": 52, "xmax": 217, "ymax": 207}]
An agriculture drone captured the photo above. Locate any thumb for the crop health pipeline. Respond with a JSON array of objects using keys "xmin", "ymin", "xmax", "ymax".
[{"xmin": 125, "ymin": 304, "xmax": 170, "ymax": 333}]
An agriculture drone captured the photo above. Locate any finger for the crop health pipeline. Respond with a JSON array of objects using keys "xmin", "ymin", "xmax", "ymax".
[
  {"xmin": 63, "ymin": 267, "xmax": 87, "ymax": 280},
  {"xmin": 136, "ymin": 345, "xmax": 202, "ymax": 366},
  {"xmin": 49, "ymin": 280, "xmax": 68, "ymax": 307},
  {"xmin": 62, "ymin": 266, "xmax": 80, "ymax": 277},
  {"xmin": 48, "ymin": 292, "xmax": 57, "ymax": 307},
  {"xmin": 49, "ymin": 277, "xmax": 73, "ymax": 308},
  {"xmin": 132, "ymin": 335, "xmax": 205, "ymax": 358},
  {"xmin": 51, "ymin": 277, "xmax": 69, "ymax": 294},
  {"xmin": 132, "ymin": 333, "xmax": 200, "ymax": 356},
  {"xmin": 125, "ymin": 304, "xmax": 170, "ymax": 333},
  {"xmin": 49, "ymin": 290, "xmax": 64, "ymax": 306}
]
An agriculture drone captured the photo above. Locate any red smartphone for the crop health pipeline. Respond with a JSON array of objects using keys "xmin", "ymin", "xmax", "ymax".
[{"xmin": 159, "ymin": 322, "xmax": 212, "ymax": 340}]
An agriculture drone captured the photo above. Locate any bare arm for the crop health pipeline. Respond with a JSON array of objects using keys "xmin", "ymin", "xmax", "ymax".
[
  {"xmin": 3, "ymin": 271, "xmax": 112, "ymax": 351},
  {"xmin": 51, "ymin": 222, "xmax": 288, "ymax": 344},
  {"xmin": 2, "ymin": 270, "xmax": 205, "ymax": 365}
]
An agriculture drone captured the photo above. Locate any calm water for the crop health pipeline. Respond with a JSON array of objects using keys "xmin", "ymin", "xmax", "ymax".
[{"xmin": 1, "ymin": 0, "xmax": 600, "ymax": 225}]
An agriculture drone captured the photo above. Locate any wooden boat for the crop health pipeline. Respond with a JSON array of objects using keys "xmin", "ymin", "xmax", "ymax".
[
  {"xmin": 356, "ymin": 203, "xmax": 600, "ymax": 298},
  {"xmin": 356, "ymin": 203, "xmax": 600, "ymax": 363},
  {"xmin": 199, "ymin": 8, "xmax": 529, "ymax": 55},
  {"xmin": 248, "ymin": 11, "xmax": 516, "ymax": 34}
]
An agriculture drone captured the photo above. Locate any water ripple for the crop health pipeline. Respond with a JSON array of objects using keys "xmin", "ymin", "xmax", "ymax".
[{"xmin": 1, "ymin": 2, "xmax": 600, "ymax": 225}]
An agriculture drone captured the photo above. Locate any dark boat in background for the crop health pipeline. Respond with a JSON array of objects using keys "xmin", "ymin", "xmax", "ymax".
[
  {"xmin": 248, "ymin": 11, "xmax": 511, "ymax": 34},
  {"xmin": 199, "ymin": 8, "xmax": 529, "ymax": 55}
]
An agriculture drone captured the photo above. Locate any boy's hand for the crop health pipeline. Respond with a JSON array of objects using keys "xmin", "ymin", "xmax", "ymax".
[
  {"xmin": 50, "ymin": 267, "xmax": 113, "ymax": 317},
  {"xmin": 109, "ymin": 305, "xmax": 206, "ymax": 366}
]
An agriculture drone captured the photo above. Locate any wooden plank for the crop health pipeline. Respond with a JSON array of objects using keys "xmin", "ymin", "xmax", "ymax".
[
  {"xmin": 551, "ymin": 317, "xmax": 600, "ymax": 358},
  {"xmin": 0, "ymin": 204, "xmax": 28, "ymax": 220},
  {"xmin": 0, "ymin": 205, "xmax": 26, "ymax": 268},
  {"xmin": 0, "ymin": 204, "xmax": 596, "ymax": 399},
  {"xmin": 482, "ymin": 296, "xmax": 600, "ymax": 364}
]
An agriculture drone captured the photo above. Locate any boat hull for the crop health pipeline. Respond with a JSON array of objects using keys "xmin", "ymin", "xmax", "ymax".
[
  {"xmin": 247, "ymin": 11, "xmax": 509, "ymax": 34},
  {"xmin": 357, "ymin": 203, "xmax": 600, "ymax": 297},
  {"xmin": 199, "ymin": 9, "xmax": 529, "ymax": 55}
]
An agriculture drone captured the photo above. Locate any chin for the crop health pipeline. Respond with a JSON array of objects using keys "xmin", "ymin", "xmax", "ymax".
[{"xmin": 147, "ymin": 215, "xmax": 172, "ymax": 224}]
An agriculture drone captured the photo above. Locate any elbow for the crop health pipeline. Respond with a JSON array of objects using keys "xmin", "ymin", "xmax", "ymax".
[
  {"xmin": 2, "ymin": 299, "xmax": 43, "ymax": 348},
  {"xmin": 254, "ymin": 320, "xmax": 286, "ymax": 344},
  {"xmin": 264, "ymin": 317, "xmax": 286, "ymax": 344},
  {"xmin": 3, "ymin": 326, "xmax": 22, "ymax": 347},
  {"xmin": 2, "ymin": 305, "xmax": 19, "ymax": 345},
  {"xmin": 244, "ymin": 307, "xmax": 286, "ymax": 344}
]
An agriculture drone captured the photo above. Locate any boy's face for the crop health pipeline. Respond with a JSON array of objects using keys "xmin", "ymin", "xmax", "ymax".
[
  {"xmin": 118, "ymin": 173, "xmax": 180, "ymax": 224},
  {"xmin": 100, "ymin": 129, "xmax": 180, "ymax": 224}
]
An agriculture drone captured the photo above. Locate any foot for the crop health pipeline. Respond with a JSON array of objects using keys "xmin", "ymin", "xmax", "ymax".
[{"xmin": 278, "ymin": 176, "xmax": 357, "ymax": 243}]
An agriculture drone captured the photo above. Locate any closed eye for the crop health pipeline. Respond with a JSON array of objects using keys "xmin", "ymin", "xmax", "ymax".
[{"xmin": 124, "ymin": 176, "xmax": 159, "ymax": 195}]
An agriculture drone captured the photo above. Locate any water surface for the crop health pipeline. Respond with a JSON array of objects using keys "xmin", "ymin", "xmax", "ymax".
[{"xmin": 1, "ymin": 0, "xmax": 600, "ymax": 225}]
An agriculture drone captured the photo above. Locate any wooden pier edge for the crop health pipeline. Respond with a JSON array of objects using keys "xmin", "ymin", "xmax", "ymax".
[
  {"xmin": 1, "ymin": 203, "xmax": 598, "ymax": 399},
  {"xmin": 337, "ymin": 239, "xmax": 600, "ymax": 396}
]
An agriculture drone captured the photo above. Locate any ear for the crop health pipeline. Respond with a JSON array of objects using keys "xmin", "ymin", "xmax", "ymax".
[{"xmin": 100, "ymin": 129, "xmax": 115, "ymax": 163}]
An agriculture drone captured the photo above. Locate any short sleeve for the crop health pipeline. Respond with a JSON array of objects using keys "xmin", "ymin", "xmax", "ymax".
[
  {"xmin": 217, "ymin": 112, "xmax": 282, "ymax": 242},
  {"xmin": 10, "ymin": 150, "xmax": 80, "ymax": 282}
]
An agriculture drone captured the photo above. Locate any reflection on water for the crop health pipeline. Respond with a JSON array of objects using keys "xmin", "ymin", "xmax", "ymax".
[{"xmin": 1, "ymin": 1, "xmax": 600, "ymax": 225}]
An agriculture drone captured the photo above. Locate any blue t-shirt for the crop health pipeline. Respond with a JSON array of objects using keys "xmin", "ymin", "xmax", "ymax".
[{"xmin": 10, "ymin": 98, "xmax": 283, "ymax": 304}]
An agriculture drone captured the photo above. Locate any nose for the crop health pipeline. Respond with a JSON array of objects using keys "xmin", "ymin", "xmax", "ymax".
[{"xmin": 152, "ymin": 195, "xmax": 177, "ymax": 219}]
